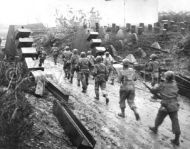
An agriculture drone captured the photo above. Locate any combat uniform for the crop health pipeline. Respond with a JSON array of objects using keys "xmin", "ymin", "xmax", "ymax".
[
  {"xmin": 52, "ymin": 45, "xmax": 59, "ymax": 65},
  {"xmin": 150, "ymin": 80, "xmax": 181, "ymax": 144},
  {"xmin": 70, "ymin": 53, "xmax": 80, "ymax": 84},
  {"xmin": 118, "ymin": 65, "xmax": 140, "ymax": 120},
  {"xmin": 39, "ymin": 51, "xmax": 46, "ymax": 67},
  {"xmin": 146, "ymin": 54, "xmax": 160, "ymax": 86},
  {"xmin": 103, "ymin": 55, "xmax": 114, "ymax": 85},
  {"xmin": 78, "ymin": 57, "xmax": 91, "ymax": 93},
  {"xmin": 93, "ymin": 58, "xmax": 109, "ymax": 104},
  {"xmin": 62, "ymin": 50, "xmax": 72, "ymax": 79},
  {"xmin": 148, "ymin": 60, "xmax": 159, "ymax": 86},
  {"xmin": 87, "ymin": 54, "xmax": 95, "ymax": 66},
  {"xmin": 87, "ymin": 54, "xmax": 95, "ymax": 77}
]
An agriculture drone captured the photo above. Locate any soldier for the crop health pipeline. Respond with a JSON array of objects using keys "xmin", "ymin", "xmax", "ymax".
[
  {"xmin": 70, "ymin": 49, "xmax": 80, "ymax": 85},
  {"xmin": 87, "ymin": 50, "xmax": 95, "ymax": 77},
  {"xmin": 149, "ymin": 71, "xmax": 181, "ymax": 146},
  {"xmin": 87, "ymin": 50, "xmax": 95, "ymax": 66},
  {"xmin": 118, "ymin": 59, "xmax": 140, "ymax": 120},
  {"xmin": 103, "ymin": 52, "xmax": 114, "ymax": 85},
  {"xmin": 39, "ymin": 48, "xmax": 46, "ymax": 67},
  {"xmin": 32, "ymin": 43, "xmax": 37, "ymax": 60},
  {"xmin": 62, "ymin": 46, "xmax": 72, "ymax": 79},
  {"xmin": 52, "ymin": 43, "xmax": 59, "ymax": 65},
  {"xmin": 146, "ymin": 54, "xmax": 160, "ymax": 86},
  {"xmin": 77, "ymin": 52, "xmax": 92, "ymax": 93},
  {"xmin": 93, "ymin": 56, "xmax": 109, "ymax": 104}
]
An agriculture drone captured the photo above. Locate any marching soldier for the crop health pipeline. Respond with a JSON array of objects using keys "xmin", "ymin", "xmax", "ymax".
[
  {"xmin": 52, "ymin": 43, "xmax": 59, "ymax": 65},
  {"xmin": 149, "ymin": 71, "xmax": 181, "ymax": 146},
  {"xmin": 32, "ymin": 43, "xmax": 38, "ymax": 60},
  {"xmin": 118, "ymin": 59, "xmax": 140, "ymax": 120},
  {"xmin": 146, "ymin": 54, "xmax": 160, "ymax": 86},
  {"xmin": 87, "ymin": 50, "xmax": 95, "ymax": 78},
  {"xmin": 78, "ymin": 52, "xmax": 92, "ymax": 93},
  {"xmin": 103, "ymin": 52, "xmax": 114, "ymax": 85},
  {"xmin": 39, "ymin": 48, "xmax": 47, "ymax": 67},
  {"xmin": 93, "ymin": 56, "xmax": 109, "ymax": 104},
  {"xmin": 87, "ymin": 51, "xmax": 95, "ymax": 66},
  {"xmin": 62, "ymin": 46, "xmax": 72, "ymax": 79},
  {"xmin": 70, "ymin": 49, "xmax": 80, "ymax": 85}
]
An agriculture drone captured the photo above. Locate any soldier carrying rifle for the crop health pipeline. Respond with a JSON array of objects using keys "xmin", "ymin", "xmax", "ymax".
[
  {"xmin": 117, "ymin": 59, "xmax": 140, "ymax": 120},
  {"xmin": 148, "ymin": 71, "xmax": 181, "ymax": 146}
]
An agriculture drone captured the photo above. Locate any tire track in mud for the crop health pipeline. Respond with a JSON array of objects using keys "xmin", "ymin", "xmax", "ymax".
[{"xmin": 44, "ymin": 59, "xmax": 190, "ymax": 149}]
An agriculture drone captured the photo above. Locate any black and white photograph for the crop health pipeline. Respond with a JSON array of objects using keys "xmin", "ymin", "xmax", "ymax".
[{"xmin": 0, "ymin": 0, "xmax": 190, "ymax": 148}]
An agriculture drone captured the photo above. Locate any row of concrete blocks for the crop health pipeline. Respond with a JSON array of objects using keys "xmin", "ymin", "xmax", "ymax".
[
  {"xmin": 17, "ymin": 27, "xmax": 97, "ymax": 149},
  {"xmin": 126, "ymin": 23, "xmax": 188, "ymax": 35},
  {"xmin": 109, "ymin": 21, "xmax": 190, "ymax": 35},
  {"xmin": 13, "ymin": 27, "xmax": 44, "ymax": 71},
  {"xmin": 87, "ymin": 31, "xmax": 106, "ymax": 56}
]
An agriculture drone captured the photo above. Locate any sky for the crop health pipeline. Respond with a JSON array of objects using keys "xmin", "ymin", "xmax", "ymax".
[{"xmin": 0, "ymin": 0, "xmax": 189, "ymax": 27}]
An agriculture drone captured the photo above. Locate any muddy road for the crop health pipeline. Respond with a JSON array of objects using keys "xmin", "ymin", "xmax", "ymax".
[{"xmin": 41, "ymin": 59, "xmax": 190, "ymax": 149}]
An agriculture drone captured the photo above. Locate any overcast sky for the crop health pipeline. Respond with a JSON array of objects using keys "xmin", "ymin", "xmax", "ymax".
[{"xmin": 0, "ymin": 0, "xmax": 189, "ymax": 27}]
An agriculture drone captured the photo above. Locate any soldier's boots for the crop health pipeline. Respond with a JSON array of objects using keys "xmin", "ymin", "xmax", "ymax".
[
  {"xmin": 70, "ymin": 77, "xmax": 73, "ymax": 84},
  {"xmin": 54, "ymin": 60, "xmax": 57, "ymax": 65},
  {"xmin": 171, "ymin": 134, "xmax": 180, "ymax": 146},
  {"xmin": 111, "ymin": 79, "xmax": 114, "ymax": 85},
  {"xmin": 64, "ymin": 72, "xmax": 67, "ymax": 78},
  {"xmin": 77, "ymin": 80, "xmax": 80, "ymax": 87},
  {"xmin": 82, "ymin": 90, "xmax": 86, "ymax": 93},
  {"xmin": 118, "ymin": 108, "xmax": 125, "ymax": 118},
  {"xmin": 106, "ymin": 98, "xmax": 109, "ymax": 105},
  {"xmin": 82, "ymin": 87, "xmax": 86, "ymax": 93},
  {"xmin": 133, "ymin": 109, "xmax": 140, "ymax": 121},
  {"xmin": 102, "ymin": 94, "xmax": 109, "ymax": 104},
  {"xmin": 67, "ymin": 74, "xmax": 70, "ymax": 80},
  {"xmin": 151, "ymin": 95, "xmax": 158, "ymax": 99},
  {"xmin": 149, "ymin": 126, "xmax": 158, "ymax": 134},
  {"xmin": 94, "ymin": 94, "xmax": 99, "ymax": 100},
  {"xmin": 94, "ymin": 96, "xmax": 99, "ymax": 100},
  {"xmin": 39, "ymin": 62, "xmax": 42, "ymax": 67}
]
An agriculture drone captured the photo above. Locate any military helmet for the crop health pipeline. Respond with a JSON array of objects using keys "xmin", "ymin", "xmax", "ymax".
[
  {"xmin": 96, "ymin": 56, "xmax": 102, "ymax": 63},
  {"xmin": 122, "ymin": 59, "xmax": 130, "ymax": 66},
  {"xmin": 150, "ymin": 54, "xmax": 157, "ymax": 60},
  {"xmin": 73, "ymin": 49, "xmax": 78, "ymax": 54},
  {"xmin": 32, "ymin": 43, "xmax": 37, "ymax": 47},
  {"xmin": 105, "ymin": 51, "xmax": 109, "ymax": 56},
  {"xmin": 87, "ymin": 51, "xmax": 91, "ymax": 55},
  {"xmin": 65, "ymin": 46, "xmax": 69, "ymax": 51},
  {"xmin": 80, "ymin": 52, "xmax": 86, "ymax": 58},
  {"xmin": 164, "ymin": 71, "xmax": 175, "ymax": 81}
]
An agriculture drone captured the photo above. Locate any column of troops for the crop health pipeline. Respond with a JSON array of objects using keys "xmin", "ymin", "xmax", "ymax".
[{"xmin": 51, "ymin": 44, "xmax": 181, "ymax": 146}]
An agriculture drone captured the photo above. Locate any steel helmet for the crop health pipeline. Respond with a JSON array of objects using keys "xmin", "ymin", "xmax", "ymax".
[
  {"xmin": 73, "ymin": 49, "xmax": 78, "ymax": 54},
  {"xmin": 164, "ymin": 71, "xmax": 175, "ymax": 81},
  {"xmin": 87, "ymin": 51, "xmax": 92, "ymax": 55},
  {"xmin": 105, "ymin": 51, "xmax": 109, "ymax": 56},
  {"xmin": 96, "ymin": 56, "xmax": 102, "ymax": 63},
  {"xmin": 32, "ymin": 43, "xmax": 37, "ymax": 47},
  {"xmin": 65, "ymin": 46, "xmax": 69, "ymax": 51},
  {"xmin": 150, "ymin": 54, "xmax": 158, "ymax": 60},
  {"xmin": 80, "ymin": 52, "xmax": 86, "ymax": 58},
  {"xmin": 122, "ymin": 59, "xmax": 130, "ymax": 66}
]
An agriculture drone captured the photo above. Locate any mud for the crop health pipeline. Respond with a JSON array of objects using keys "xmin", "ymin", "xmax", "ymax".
[{"xmin": 40, "ymin": 59, "xmax": 190, "ymax": 149}]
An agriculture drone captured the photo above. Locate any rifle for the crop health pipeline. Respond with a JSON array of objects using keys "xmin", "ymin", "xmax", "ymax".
[{"xmin": 142, "ymin": 82, "xmax": 162, "ymax": 99}]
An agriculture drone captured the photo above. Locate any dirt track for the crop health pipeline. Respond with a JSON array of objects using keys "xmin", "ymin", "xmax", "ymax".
[{"xmin": 40, "ymin": 59, "xmax": 190, "ymax": 149}]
